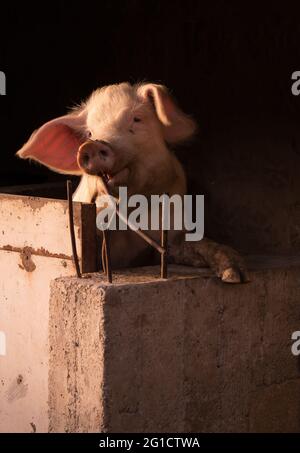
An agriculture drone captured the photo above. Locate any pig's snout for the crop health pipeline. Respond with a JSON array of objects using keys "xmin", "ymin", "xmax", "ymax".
[{"xmin": 78, "ymin": 140, "xmax": 115, "ymax": 175}]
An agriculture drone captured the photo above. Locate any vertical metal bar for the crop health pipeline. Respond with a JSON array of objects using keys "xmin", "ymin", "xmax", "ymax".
[
  {"xmin": 67, "ymin": 180, "xmax": 81, "ymax": 278},
  {"xmin": 101, "ymin": 238, "xmax": 107, "ymax": 275},
  {"xmin": 102, "ymin": 229, "xmax": 112, "ymax": 283},
  {"xmin": 161, "ymin": 193, "xmax": 168, "ymax": 279},
  {"xmin": 101, "ymin": 173, "xmax": 164, "ymax": 253}
]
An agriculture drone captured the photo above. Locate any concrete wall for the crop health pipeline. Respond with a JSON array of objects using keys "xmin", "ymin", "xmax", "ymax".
[
  {"xmin": 49, "ymin": 259, "xmax": 300, "ymax": 433},
  {"xmin": 0, "ymin": 194, "xmax": 97, "ymax": 433}
]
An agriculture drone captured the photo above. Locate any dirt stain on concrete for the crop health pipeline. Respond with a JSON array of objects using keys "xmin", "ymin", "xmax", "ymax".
[
  {"xmin": 6, "ymin": 374, "xmax": 28, "ymax": 403},
  {"xmin": 20, "ymin": 247, "xmax": 36, "ymax": 272}
]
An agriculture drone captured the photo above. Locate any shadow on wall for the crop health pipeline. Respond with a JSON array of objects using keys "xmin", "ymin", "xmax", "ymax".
[{"xmin": 183, "ymin": 119, "xmax": 300, "ymax": 255}]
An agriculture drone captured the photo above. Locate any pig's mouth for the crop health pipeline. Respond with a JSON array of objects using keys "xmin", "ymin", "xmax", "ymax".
[{"xmin": 99, "ymin": 166, "xmax": 130, "ymax": 188}]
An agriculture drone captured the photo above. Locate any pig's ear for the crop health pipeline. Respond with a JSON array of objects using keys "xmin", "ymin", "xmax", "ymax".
[
  {"xmin": 16, "ymin": 109, "xmax": 87, "ymax": 175},
  {"xmin": 138, "ymin": 83, "xmax": 197, "ymax": 144}
]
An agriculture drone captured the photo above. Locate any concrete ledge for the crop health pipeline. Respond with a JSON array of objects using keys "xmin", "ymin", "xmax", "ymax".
[{"xmin": 49, "ymin": 258, "xmax": 300, "ymax": 432}]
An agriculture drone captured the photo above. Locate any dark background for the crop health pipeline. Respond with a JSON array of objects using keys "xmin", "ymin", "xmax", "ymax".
[{"xmin": 1, "ymin": 0, "xmax": 300, "ymax": 254}]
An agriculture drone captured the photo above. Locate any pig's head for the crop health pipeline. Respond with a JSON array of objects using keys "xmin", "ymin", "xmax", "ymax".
[{"xmin": 17, "ymin": 82, "xmax": 197, "ymax": 196}]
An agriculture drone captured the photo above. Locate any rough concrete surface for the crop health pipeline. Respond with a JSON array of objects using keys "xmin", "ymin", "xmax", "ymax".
[
  {"xmin": 49, "ymin": 259, "xmax": 300, "ymax": 433},
  {"xmin": 0, "ymin": 193, "xmax": 96, "ymax": 433}
]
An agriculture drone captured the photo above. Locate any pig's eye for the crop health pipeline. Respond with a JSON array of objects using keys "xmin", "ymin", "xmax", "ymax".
[
  {"xmin": 133, "ymin": 117, "xmax": 141, "ymax": 123},
  {"xmin": 87, "ymin": 130, "xmax": 92, "ymax": 138}
]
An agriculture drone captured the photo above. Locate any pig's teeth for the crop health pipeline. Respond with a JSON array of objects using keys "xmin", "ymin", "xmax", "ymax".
[{"xmin": 100, "ymin": 173, "xmax": 110, "ymax": 183}]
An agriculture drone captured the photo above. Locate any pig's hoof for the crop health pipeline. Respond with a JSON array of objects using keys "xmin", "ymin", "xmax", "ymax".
[
  {"xmin": 221, "ymin": 267, "xmax": 242, "ymax": 283},
  {"xmin": 213, "ymin": 246, "xmax": 250, "ymax": 284}
]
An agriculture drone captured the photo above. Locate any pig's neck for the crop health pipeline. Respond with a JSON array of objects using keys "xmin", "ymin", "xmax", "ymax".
[{"xmin": 140, "ymin": 152, "xmax": 187, "ymax": 198}]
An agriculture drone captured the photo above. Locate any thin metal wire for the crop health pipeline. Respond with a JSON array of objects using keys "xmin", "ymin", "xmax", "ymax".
[
  {"xmin": 161, "ymin": 194, "xmax": 168, "ymax": 279},
  {"xmin": 67, "ymin": 180, "xmax": 81, "ymax": 278},
  {"xmin": 102, "ymin": 229, "xmax": 112, "ymax": 283},
  {"xmin": 99, "ymin": 174, "xmax": 168, "ymax": 281}
]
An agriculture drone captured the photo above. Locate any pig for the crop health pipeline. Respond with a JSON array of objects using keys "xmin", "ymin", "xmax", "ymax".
[{"xmin": 17, "ymin": 82, "xmax": 248, "ymax": 283}]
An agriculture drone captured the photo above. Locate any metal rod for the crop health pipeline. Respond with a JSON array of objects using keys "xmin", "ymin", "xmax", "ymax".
[
  {"xmin": 161, "ymin": 194, "xmax": 168, "ymax": 279},
  {"xmin": 115, "ymin": 205, "xmax": 165, "ymax": 254},
  {"xmin": 99, "ymin": 174, "xmax": 168, "ymax": 283},
  {"xmin": 67, "ymin": 180, "xmax": 81, "ymax": 278},
  {"xmin": 100, "ymin": 175, "xmax": 165, "ymax": 254},
  {"xmin": 101, "ymin": 238, "xmax": 107, "ymax": 275},
  {"xmin": 102, "ymin": 229, "xmax": 112, "ymax": 283}
]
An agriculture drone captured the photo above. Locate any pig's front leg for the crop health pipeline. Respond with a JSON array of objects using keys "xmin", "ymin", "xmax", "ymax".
[{"xmin": 169, "ymin": 237, "xmax": 249, "ymax": 283}]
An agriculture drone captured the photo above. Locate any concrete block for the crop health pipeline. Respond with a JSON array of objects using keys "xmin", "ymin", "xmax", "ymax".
[
  {"xmin": 249, "ymin": 380, "xmax": 300, "ymax": 433},
  {"xmin": 49, "ymin": 258, "xmax": 300, "ymax": 432},
  {"xmin": 0, "ymin": 193, "xmax": 97, "ymax": 433}
]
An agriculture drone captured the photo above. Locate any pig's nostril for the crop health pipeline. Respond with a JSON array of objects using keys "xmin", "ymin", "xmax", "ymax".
[
  {"xmin": 99, "ymin": 149, "xmax": 108, "ymax": 159},
  {"xmin": 82, "ymin": 153, "xmax": 90, "ymax": 168}
]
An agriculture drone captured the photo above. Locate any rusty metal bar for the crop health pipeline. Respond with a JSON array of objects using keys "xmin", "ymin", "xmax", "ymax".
[
  {"xmin": 100, "ymin": 175, "xmax": 164, "ymax": 254},
  {"xmin": 161, "ymin": 195, "xmax": 168, "ymax": 279},
  {"xmin": 115, "ymin": 204, "xmax": 165, "ymax": 254},
  {"xmin": 102, "ymin": 229, "xmax": 112, "ymax": 283},
  {"xmin": 67, "ymin": 180, "xmax": 81, "ymax": 278},
  {"xmin": 101, "ymin": 239, "xmax": 107, "ymax": 275},
  {"xmin": 98, "ymin": 173, "xmax": 169, "ymax": 280}
]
